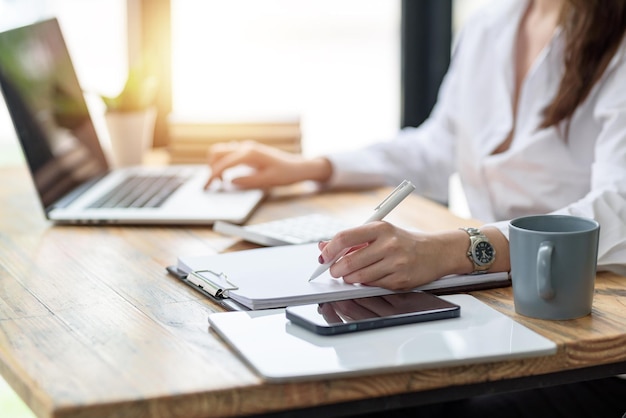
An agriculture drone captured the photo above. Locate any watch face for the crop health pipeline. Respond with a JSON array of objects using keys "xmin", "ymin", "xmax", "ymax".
[{"xmin": 473, "ymin": 241, "xmax": 495, "ymax": 266}]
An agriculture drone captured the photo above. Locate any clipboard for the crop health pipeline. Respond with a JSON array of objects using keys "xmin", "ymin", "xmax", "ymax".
[
  {"xmin": 166, "ymin": 265, "xmax": 249, "ymax": 311},
  {"xmin": 171, "ymin": 243, "xmax": 511, "ymax": 311}
]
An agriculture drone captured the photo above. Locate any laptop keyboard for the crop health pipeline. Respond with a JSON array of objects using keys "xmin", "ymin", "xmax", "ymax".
[{"xmin": 88, "ymin": 174, "xmax": 187, "ymax": 209}]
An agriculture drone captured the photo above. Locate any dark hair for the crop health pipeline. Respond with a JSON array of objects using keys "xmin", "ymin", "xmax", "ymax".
[{"xmin": 540, "ymin": 0, "xmax": 626, "ymax": 131}]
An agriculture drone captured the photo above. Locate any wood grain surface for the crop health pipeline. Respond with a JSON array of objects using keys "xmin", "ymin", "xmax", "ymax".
[{"xmin": 0, "ymin": 165, "xmax": 625, "ymax": 418}]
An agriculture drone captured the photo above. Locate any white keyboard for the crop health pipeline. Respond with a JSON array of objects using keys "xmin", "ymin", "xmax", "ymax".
[{"xmin": 213, "ymin": 214, "xmax": 352, "ymax": 246}]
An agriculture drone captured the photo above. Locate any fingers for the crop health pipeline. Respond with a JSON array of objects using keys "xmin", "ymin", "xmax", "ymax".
[
  {"xmin": 205, "ymin": 141, "xmax": 271, "ymax": 190},
  {"xmin": 323, "ymin": 227, "xmax": 387, "ymax": 284},
  {"xmin": 204, "ymin": 144, "xmax": 234, "ymax": 189},
  {"xmin": 205, "ymin": 144, "xmax": 256, "ymax": 190},
  {"xmin": 319, "ymin": 222, "xmax": 383, "ymax": 269},
  {"xmin": 319, "ymin": 223, "xmax": 431, "ymax": 291},
  {"xmin": 227, "ymin": 172, "xmax": 271, "ymax": 189},
  {"xmin": 334, "ymin": 247, "xmax": 385, "ymax": 284},
  {"xmin": 205, "ymin": 141, "xmax": 303, "ymax": 190}
]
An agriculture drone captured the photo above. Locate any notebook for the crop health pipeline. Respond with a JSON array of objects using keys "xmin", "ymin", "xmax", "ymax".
[
  {"xmin": 208, "ymin": 294, "xmax": 557, "ymax": 382},
  {"xmin": 0, "ymin": 18, "xmax": 264, "ymax": 225},
  {"xmin": 176, "ymin": 242, "xmax": 511, "ymax": 310}
]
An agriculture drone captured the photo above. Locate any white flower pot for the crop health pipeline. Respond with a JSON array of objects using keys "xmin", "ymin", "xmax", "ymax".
[{"xmin": 105, "ymin": 107, "xmax": 157, "ymax": 167}]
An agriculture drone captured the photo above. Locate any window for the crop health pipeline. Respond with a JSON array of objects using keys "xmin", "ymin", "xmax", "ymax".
[
  {"xmin": 171, "ymin": 0, "xmax": 401, "ymax": 156},
  {"xmin": 0, "ymin": 0, "xmax": 487, "ymax": 163},
  {"xmin": 0, "ymin": 0, "xmax": 126, "ymax": 164}
]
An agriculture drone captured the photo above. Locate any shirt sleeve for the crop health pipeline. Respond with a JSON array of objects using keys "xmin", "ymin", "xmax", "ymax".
[{"xmin": 322, "ymin": 32, "xmax": 468, "ymax": 205}]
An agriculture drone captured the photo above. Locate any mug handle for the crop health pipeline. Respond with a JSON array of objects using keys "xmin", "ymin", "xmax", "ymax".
[{"xmin": 537, "ymin": 241, "xmax": 555, "ymax": 300}]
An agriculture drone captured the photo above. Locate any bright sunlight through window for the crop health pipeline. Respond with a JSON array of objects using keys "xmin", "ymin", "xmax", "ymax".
[{"xmin": 171, "ymin": 0, "xmax": 401, "ymax": 156}]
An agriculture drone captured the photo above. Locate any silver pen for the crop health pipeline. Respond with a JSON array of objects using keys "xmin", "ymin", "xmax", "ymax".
[{"xmin": 308, "ymin": 180, "xmax": 416, "ymax": 282}]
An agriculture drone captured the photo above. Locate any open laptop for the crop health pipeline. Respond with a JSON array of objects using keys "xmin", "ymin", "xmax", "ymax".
[{"xmin": 0, "ymin": 18, "xmax": 264, "ymax": 225}]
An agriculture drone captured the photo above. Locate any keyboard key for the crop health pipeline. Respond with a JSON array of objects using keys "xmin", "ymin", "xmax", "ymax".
[
  {"xmin": 88, "ymin": 174, "xmax": 186, "ymax": 209},
  {"xmin": 246, "ymin": 214, "xmax": 352, "ymax": 244}
]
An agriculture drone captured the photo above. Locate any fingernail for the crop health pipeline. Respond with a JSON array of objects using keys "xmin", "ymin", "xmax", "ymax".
[{"xmin": 318, "ymin": 254, "xmax": 325, "ymax": 264}]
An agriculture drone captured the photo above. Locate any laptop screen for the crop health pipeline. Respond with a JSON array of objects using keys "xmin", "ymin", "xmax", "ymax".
[{"xmin": 0, "ymin": 18, "xmax": 109, "ymax": 209}]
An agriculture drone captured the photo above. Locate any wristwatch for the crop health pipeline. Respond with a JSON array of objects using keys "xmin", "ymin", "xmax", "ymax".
[{"xmin": 460, "ymin": 227, "xmax": 496, "ymax": 273}]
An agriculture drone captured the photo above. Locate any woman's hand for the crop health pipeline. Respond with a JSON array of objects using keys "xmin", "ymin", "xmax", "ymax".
[
  {"xmin": 204, "ymin": 141, "xmax": 333, "ymax": 190},
  {"xmin": 318, "ymin": 223, "xmax": 474, "ymax": 291}
]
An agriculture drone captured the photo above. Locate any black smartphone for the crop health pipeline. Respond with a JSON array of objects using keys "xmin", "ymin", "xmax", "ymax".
[{"xmin": 285, "ymin": 291, "xmax": 460, "ymax": 335}]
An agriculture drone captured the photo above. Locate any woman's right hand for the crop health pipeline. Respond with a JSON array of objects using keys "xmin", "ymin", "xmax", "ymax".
[{"xmin": 204, "ymin": 141, "xmax": 333, "ymax": 190}]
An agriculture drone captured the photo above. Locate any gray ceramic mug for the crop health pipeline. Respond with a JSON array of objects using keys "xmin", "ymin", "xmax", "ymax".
[{"xmin": 509, "ymin": 215, "xmax": 600, "ymax": 320}]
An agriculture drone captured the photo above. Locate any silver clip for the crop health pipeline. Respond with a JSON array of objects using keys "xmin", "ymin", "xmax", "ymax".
[{"xmin": 188, "ymin": 270, "xmax": 238, "ymax": 298}]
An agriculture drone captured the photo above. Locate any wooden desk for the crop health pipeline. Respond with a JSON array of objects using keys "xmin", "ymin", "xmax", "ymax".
[{"xmin": 0, "ymin": 165, "xmax": 625, "ymax": 418}]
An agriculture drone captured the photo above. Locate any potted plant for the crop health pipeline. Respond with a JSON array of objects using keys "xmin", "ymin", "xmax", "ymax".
[{"xmin": 102, "ymin": 64, "xmax": 159, "ymax": 167}]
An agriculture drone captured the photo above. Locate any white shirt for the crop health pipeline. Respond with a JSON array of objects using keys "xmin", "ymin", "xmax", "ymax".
[{"xmin": 325, "ymin": 0, "xmax": 626, "ymax": 276}]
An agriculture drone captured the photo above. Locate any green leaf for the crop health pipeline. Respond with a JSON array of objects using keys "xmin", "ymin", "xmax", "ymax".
[{"xmin": 101, "ymin": 64, "xmax": 158, "ymax": 112}]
